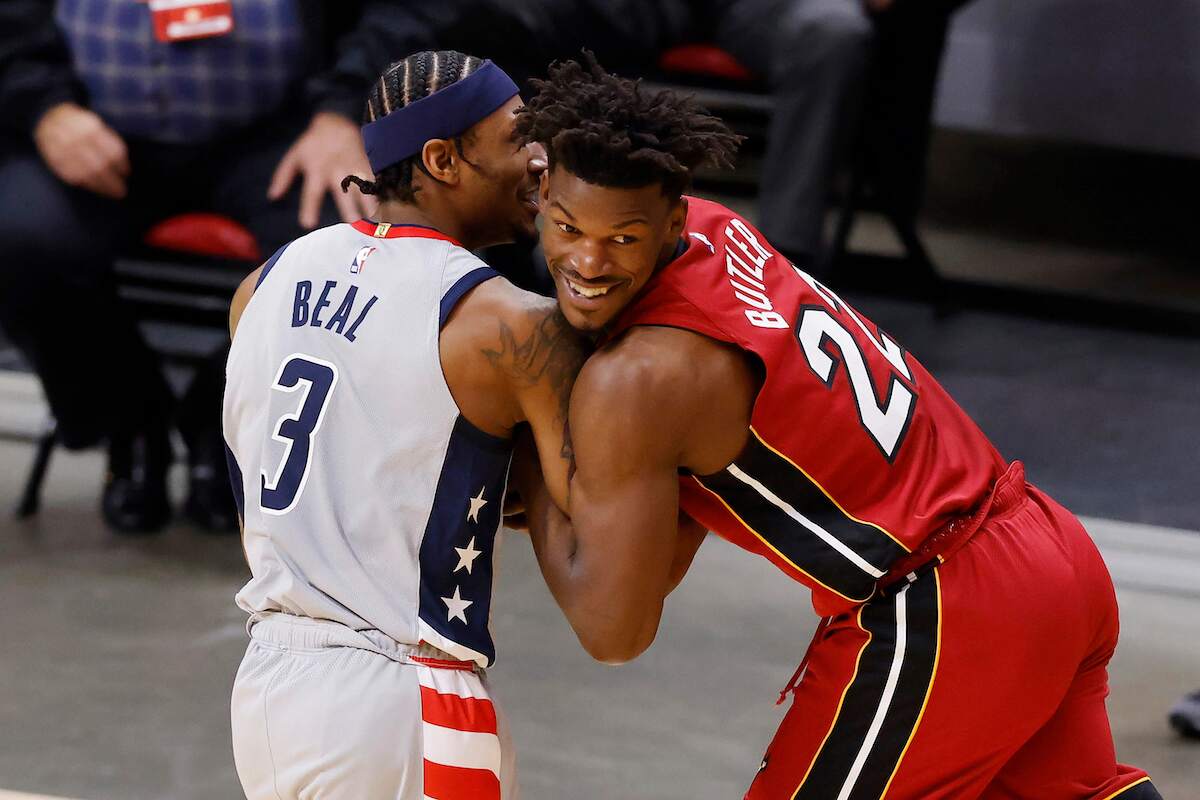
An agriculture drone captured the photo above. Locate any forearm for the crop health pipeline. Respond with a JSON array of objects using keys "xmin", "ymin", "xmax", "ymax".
[
  {"xmin": 665, "ymin": 513, "xmax": 706, "ymax": 595},
  {"xmin": 518, "ymin": 463, "xmax": 579, "ymax": 613},
  {"xmin": 516, "ymin": 461, "xmax": 662, "ymax": 663}
]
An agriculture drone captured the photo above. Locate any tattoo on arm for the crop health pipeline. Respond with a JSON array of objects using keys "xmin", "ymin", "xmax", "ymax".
[{"xmin": 482, "ymin": 307, "xmax": 588, "ymax": 464}]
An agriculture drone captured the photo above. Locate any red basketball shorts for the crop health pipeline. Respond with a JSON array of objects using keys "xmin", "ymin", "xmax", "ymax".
[{"xmin": 745, "ymin": 462, "xmax": 1159, "ymax": 800}]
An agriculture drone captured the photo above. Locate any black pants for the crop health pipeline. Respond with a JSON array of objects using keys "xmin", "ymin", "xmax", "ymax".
[{"xmin": 0, "ymin": 112, "xmax": 338, "ymax": 449}]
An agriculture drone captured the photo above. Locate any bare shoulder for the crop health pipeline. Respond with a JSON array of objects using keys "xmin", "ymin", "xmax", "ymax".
[
  {"xmin": 575, "ymin": 325, "xmax": 758, "ymax": 474},
  {"xmin": 580, "ymin": 325, "xmax": 750, "ymax": 404},
  {"xmin": 229, "ymin": 265, "xmax": 264, "ymax": 339}
]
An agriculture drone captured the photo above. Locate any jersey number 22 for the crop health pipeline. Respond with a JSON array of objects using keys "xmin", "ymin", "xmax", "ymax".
[
  {"xmin": 793, "ymin": 272, "xmax": 917, "ymax": 462},
  {"xmin": 260, "ymin": 354, "xmax": 339, "ymax": 515}
]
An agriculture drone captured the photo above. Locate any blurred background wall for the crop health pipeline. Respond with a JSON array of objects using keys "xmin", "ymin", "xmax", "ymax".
[{"xmin": 937, "ymin": 0, "xmax": 1200, "ymax": 157}]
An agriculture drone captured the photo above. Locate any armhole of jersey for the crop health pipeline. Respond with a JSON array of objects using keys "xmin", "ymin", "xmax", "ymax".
[
  {"xmin": 625, "ymin": 283, "xmax": 735, "ymax": 346},
  {"xmin": 438, "ymin": 266, "xmax": 502, "ymax": 329},
  {"xmin": 253, "ymin": 242, "xmax": 291, "ymax": 291}
]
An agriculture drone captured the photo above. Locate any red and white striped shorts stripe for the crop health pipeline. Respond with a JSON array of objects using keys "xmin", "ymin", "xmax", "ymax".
[{"xmin": 416, "ymin": 661, "xmax": 512, "ymax": 800}]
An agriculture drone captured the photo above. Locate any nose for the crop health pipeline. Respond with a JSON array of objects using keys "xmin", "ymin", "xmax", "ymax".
[
  {"xmin": 567, "ymin": 238, "xmax": 607, "ymax": 280},
  {"xmin": 526, "ymin": 142, "xmax": 548, "ymax": 175}
]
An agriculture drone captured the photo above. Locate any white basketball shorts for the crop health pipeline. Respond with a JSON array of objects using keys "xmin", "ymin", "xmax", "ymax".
[{"xmin": 231, "ymin": 612, "xmax": 517, "ymax": 799}]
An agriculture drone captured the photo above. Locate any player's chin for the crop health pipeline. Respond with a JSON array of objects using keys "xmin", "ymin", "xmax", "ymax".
[{"xmin": 553, "ymin": 283, "xmax": 623, "ymax": 332}]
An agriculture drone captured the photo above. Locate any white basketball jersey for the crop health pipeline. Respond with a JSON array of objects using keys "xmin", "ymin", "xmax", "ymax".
[{"xmin": 223, "ymin": 220, "xmax": 510, "ymax": 667}]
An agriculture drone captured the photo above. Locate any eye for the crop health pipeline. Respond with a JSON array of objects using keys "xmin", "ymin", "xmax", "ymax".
[
  {"xmin": 556, "ymin": 221, "xmax": 579, "ymax": 234},
  {"xmin": 612, "ymin": 235, "xmax": 638, "ymax": 245}
]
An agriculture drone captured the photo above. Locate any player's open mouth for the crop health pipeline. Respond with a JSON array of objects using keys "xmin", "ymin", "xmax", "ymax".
[
  {"xmin": 553, "ymin": 268, "xmax": 624, "ymax": 309},
  {"xmin": 565, "ymin": 278, "xmax": 613, "ymax": 298}
]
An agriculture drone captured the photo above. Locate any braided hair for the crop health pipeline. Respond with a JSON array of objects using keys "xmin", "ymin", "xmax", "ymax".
[
  {"xmin": 342, "ymin": 50, "xmax": 486, "ymax": 204},
  {"xmin": 514, "ymin": 51, "xmax": 741, "ymax": 199}
]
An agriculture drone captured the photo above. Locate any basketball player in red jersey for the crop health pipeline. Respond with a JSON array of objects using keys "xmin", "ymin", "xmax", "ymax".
[{"xmin": 511, "ymin": 55, "xmax": 1161, "ymax": 800}]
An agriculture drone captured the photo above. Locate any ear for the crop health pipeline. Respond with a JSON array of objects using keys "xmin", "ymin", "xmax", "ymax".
[
  {"xmin": 420, "ymin": 138, "xmax": 460, "ymax": 186},
  {"xmin": 667, "ymin": 196, "xmax": 688, "ymax": 239},
  {"xmin": 539, "ymin": 168, "xmax": 551, "ymax": 205}
]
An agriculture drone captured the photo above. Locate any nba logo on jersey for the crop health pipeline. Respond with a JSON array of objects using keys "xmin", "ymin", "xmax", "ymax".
[{"xmin": 350, "ymin": 246, "xmax": 376, "ymax": 274}]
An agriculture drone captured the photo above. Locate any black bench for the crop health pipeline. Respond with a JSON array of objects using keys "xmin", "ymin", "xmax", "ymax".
[{"xmin": 15, "ymin": 213, "xmax": 257, "ymax": 518}]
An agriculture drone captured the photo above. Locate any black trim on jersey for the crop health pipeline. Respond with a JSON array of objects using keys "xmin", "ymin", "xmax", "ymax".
[
  {"xmin": 223, "ymin": 440, "xmax": 245, "ymax": 522},
  {"xmin": 694, "ymin": 431, "xmax": 909, "ymax": 602},
  {"xmin": 792, "ymin": 571, "xmax": 940, "ymax": 800},
  {"xmin": 439, "ymin": 266, "xmax": 501, "ymax": 329},
  {"xmin": 253, "ymin": 242, "xmax": 290, "ymax": 290},
  {"xmin": 1109, "ymin": 779, "xmax": 1163, "ymax": 800}
]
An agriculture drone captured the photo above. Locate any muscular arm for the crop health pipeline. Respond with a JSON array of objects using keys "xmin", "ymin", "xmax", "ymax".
[
  {"xmin": 516, "ymin": 327, "xmax": 756, "ymax": 664},
  {"xmin": 441, "ymin": 278, "xmax": 588, "ymax": 510},
  {"xmin": 481, "ymin": 296, "xmax": 586, "ymax": 509}
]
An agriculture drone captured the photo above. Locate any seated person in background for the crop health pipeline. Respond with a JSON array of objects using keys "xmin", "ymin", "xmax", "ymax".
[
  {"xmin": 513, "ymin": 55, "xmax": 1160, "ymax": 800},
  {"xmin": 425, "ymin": 0, "xmax": 973, "ymax": 275},
  {"xmin": 0, "ymin": 0, "xmax": 442, "ymax": 532}
]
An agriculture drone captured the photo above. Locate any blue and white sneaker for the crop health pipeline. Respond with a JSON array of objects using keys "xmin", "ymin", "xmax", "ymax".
[{"xmin": 1168, "ymin": 690, "xmax": 1200, "ymax": 739}]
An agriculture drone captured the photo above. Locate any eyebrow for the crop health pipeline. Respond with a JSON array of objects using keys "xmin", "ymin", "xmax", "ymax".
[
  {"xmin": 612, "ymin": 218, "xmax": 649, "ymax": 229},
  {"xmin": 550, "ymin": 200, "xmax": 576, "ymax": 220}
]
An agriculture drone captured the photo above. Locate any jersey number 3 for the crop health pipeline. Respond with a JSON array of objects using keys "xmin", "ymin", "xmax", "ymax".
[
  {"xmin": 260, "ymin": 354, "xmax": 339, "ymax": 515},
  {"xmin": 796, "ymin": 294, "xmax": 916, "ymax": 462}
]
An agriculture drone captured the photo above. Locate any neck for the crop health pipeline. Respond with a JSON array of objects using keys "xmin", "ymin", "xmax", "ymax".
[
  {"xmin": 374, "ymin": 197, "xmax": 483, "ymax": 250},
  {"xmin": 655, "ymin": 236, "xmax": 685, "ymax": 271}
]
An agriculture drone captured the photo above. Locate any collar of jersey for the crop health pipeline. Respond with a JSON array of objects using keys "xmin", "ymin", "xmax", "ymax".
[{"xmin": 352, "ymin": 219, "xmax": 463, "ymax": 247}]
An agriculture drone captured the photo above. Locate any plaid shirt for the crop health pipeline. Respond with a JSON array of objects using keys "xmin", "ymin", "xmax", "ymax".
[{"xmin": 55, "ymin": 0, "xmax": 306, "ymax": 143}]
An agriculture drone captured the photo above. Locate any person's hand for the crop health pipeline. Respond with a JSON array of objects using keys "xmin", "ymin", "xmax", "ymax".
[
  {"xmin": 33, "ymin": 102, "xmax": 130, "ymax": 199},
  {"xmin": 268, "ymin": 111, "xmax": 375, "ymax": 229}
]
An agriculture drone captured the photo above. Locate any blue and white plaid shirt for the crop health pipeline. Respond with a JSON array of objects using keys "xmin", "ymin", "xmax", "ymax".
[{"xmin": 55, "ymin": 0, "xmax": 307, "ymax": 143}]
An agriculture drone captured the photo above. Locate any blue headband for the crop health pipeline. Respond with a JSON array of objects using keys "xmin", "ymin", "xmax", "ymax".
[{"xmin": 361, "ymin": 60, "xmax": 520, "ymax": 174}]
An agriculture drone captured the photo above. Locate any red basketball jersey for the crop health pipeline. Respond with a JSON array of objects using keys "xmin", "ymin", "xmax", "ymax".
[{"xmin": 605, "ymin": 197, "xmax": 1009, "ymax": 616}]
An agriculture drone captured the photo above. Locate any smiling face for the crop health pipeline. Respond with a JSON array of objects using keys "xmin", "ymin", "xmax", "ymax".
[
  {"xmin": 457, "ymin": 96, "xmax": 545, "ymax": 245},
  {"xmin": 540, "ymin": 167, "xmax": 687, "ymax": 332}
]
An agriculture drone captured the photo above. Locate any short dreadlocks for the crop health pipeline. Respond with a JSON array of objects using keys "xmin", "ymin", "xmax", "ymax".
[
  {"xmin": 515, "ymin": 52, "xmax": 741, "ymax": 198},
  {"xmin": 342, "ymin": 50, "xmax": 486, "ymax": 204}
]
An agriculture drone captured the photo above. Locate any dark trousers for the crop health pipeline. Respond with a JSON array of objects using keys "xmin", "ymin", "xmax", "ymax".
[
  {"xmin": 0, "ymin": 112, "xmax": 338, "ymax": 449},
  {"xmin": 705, "ymin": 0, "xmax": 875, "ymax": 259},
  {"xmin": 695, "ymin": 0, "xmax": 971, "ymax": 260},
  {"xmin": 465, "ymin": 0, "xmax": 920, "ymax": 261},
  {"xmin": 464, "ymin": 0, "xmax": 964, "ymax": 264}
]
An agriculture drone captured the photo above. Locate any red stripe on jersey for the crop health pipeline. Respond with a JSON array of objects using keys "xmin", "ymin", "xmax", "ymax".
[
  {"xmin": 420, "ymin": 686, "xmax": 499, "ymax": 734},
  {"xmin": 423, "ymin": 758, "xmax": 501, "ymax": 799},
  {"xmin": 350, "ymin": 219, "xmax": 463, "ymax": 247},
  {"xmin": 411, "ymin": 654, "xmax": 476, "ymax": 671}
]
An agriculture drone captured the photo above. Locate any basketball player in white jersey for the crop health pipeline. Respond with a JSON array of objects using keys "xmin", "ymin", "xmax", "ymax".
[{"xmin": 223, "ymin": 51, "xmax": 584, "ymax": 799}]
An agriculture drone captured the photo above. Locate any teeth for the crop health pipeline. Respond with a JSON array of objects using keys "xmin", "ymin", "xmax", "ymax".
[{"xmin": 566, "ymin": 279, "xmax": 611, "ymax": 298}]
